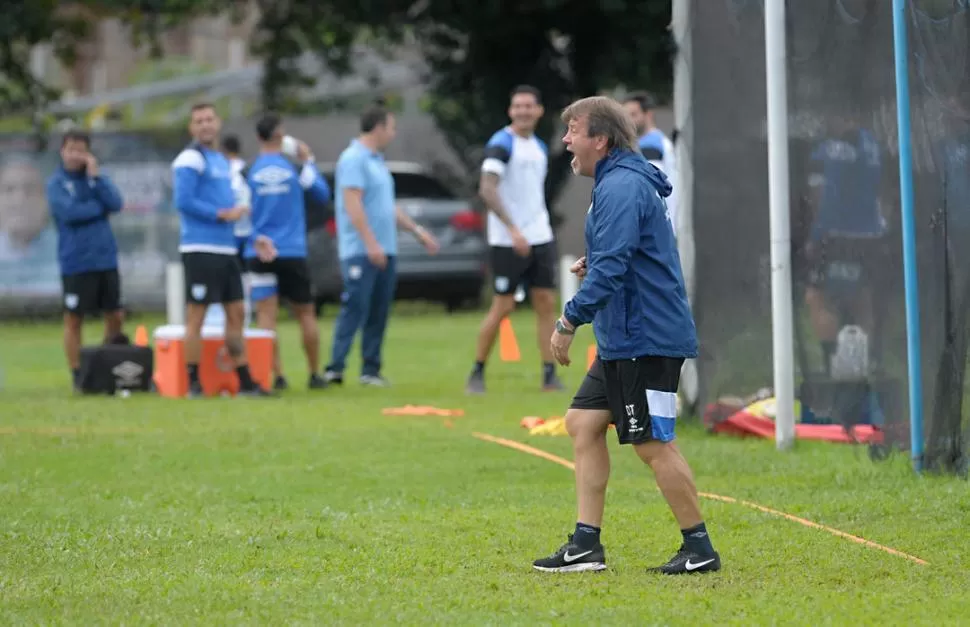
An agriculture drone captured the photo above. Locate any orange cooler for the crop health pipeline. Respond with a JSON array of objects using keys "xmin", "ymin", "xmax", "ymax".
[{"xmin": 153, "ymin": 324, "xmax": 275, "ymax": 397}]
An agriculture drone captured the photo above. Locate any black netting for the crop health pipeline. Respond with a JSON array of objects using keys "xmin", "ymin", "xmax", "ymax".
[{"xmin": 689, "ymin": 0, "xmax": 969, "ymax": 473}]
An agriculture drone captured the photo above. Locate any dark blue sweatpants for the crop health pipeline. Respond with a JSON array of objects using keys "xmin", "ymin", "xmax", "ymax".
[{"xmin": 327, "ymin": 255, "xmax": 397, "ymax": 377}]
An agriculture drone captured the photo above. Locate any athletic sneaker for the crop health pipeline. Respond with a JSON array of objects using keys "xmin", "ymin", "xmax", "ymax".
[
  {"xmin": 466, "ymin": 370, "xmax": 485, "ymax": 394},
  {"xmin": 542, "ymin": 374, "xmax": 564, "ymax": 392},
  {"xmin": 648, "ymin": 545, "xmax": 721, "ymax": 575},
  {"xmin": 360, "ymin": 374, "xmax": 391, "ymax": 388},
  {"xmin": 273, "ymin": 375, "xmax": 289, "ymax": 391},
  {"xmin": 323, "ymin": 370, "xmax": 343, "ymax": 385},
  {"xmin": 308, "ymin": 373, "xmax": 328, "ymax": 390},
  {"xmin": 238, "ymin": 385, "xmax": 274, "ymax": 398},
  {"xmin": 533, "ymin": 535, "xmax": 607, "ymax": 573}
]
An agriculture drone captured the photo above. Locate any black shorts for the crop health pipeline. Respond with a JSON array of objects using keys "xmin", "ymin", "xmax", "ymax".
[
  {"xmin": 62, "ymin": 269, "xmax": 122, "ymax": 316},
  {"xmin": 490, "ymin": 241, "xmax": 557, "ymax": 295},
  {"xmin": 570, "ymin": 355, "xmax": 684, "ymax": 445},
  {"xmin": 182, "ymin": 252, "xmax": 244, "ymax": 305},
  {"xmin": 247, "ymin": 257, "xmax": 313, "ymax": 305},
  {"xmin": 806, "ymin": 237, "xmax": 883, "ymax": 293}
]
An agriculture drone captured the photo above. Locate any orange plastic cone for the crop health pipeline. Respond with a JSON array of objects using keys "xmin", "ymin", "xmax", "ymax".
[
  {"xmin": 134, "ymin": 325, "xmax": 149, "ymax": 347},
  {"xmin": 499, "ymin": 317, "xmax": 521, "ymax": 362},
  {"xmin": 587, "ymin": 344, "xmax": 597, "ymax": 370}
]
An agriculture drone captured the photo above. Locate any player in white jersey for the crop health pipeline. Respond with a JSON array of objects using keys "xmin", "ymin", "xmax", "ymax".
[
  {"xmin": 623, "ymin": 92, "xmax": 679, "ymax": 234},
  {"xmin": 466, "ymin": 85, "xmax": 563, "ymax": 394}
]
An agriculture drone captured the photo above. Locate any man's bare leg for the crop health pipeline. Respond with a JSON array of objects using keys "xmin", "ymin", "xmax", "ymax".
[
  {"xmin": 225, "ymin": 300, "xmax": 265, "ymax": 395},
  {"xmin": 63, "ymin": 313, "xmax": 83, "ymax": 389},
  {"xmin": 465, "ymin": 294, "xmax": 517, "ymax": 394},
  {"xmin": 293, "ymin": 302, "xmax": 326, "ymax": 388},
  {"xmin": 184, "ymin": 303, "xmax": 208, "ymax": 396},
  {"xmin": 806, "ymin": 286, "xmax": 840, "ymax": 373},
  {"xmin": 102, "ymin": 309, "xmax": 125, "ymax": 343},
  {"xmin": 634, "ymin": 440, "xmax": 720, "ymax": 573},
  {"xmin": 532, "ymin": 408, "xmax": 612, "ymax": 572},
  {"xmin": 530, "ymin": 287, "xmax": 562, "ymax": 390},
  {"xmin": 254, "ymin": 295, "xmax": 283, "ymax": 384}
]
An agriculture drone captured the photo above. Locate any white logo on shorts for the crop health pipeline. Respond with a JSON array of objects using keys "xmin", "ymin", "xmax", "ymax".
[
  {"xmin": 494, "ymin": 276, "xmax": 509, "ymax": 293},
  {"xmin": 348, "ymin": 265, "xmax": 362, "ymax": 280},
  {"xmin": 64, "ymin": 293, "xmax": 79, "ymax": 310},
  {"xmin": 191, "ymin": 284, "xmax": 207, "ymax": 301}
]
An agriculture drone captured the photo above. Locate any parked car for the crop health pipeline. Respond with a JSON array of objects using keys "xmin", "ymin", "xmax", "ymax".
[{"xmin": 306, "ymin": 161, "xmax": 488, "ymax": 314}]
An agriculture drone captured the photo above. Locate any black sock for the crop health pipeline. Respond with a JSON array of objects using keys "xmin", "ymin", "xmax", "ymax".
[
  {"xmin": 472, "ymin": 361, "xmax": 485, "ymax": 376},
  {"xmin": 543, "ymin": 362, "xmax": 556, "ymax": 380},
  {"xmin": 573, "ymin": 522, "xmax": 601, "ymax": 548},
  {"xmin": 681, "ymin": 522, "xmax": 715, "ymax": 556},
  {"xmin": 236, "ymin": 365, "xmax": 255, "ymax": 389},
  {"xmin": 187, "ymin": 363, "xmax": 200, "ymax": 386},
  {"xmin": 821, "ymin": 341, "xmax": 836, "ymax": 373},
  {"xmin": 71, "ymin": 368, "xmax": 80, "ymax": 384}
]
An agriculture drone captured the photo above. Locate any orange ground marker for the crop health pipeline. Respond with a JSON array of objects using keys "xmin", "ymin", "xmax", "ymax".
[
  {"xmin": 499, "ymin": 318, "xmax": 521, "ymax": 362},
  {"xmin": 382, "ymin": 405, "xmax": 465, "ymax": 417},
  {"xmin": 587, "ymin": 345, "xmax": 596, "ymax": 370},
  {"xmin": 470, "ymin": 432, "xmax": 929, "ymax": 566}
]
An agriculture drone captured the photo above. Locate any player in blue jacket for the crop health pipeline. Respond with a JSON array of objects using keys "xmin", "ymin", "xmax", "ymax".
[
  {"xmin": 171, "ymin": 102, "xmax": 269, "ymax": 397},
  {"xmin": 533, "ymin": 96, "xmax": 720, "ymax": 576},
  {"xmin": 46, "ymin": 130, "xmax": 126, "ymax": 390},
  {"xmin": 244, "ymin": 113, "xmax": 332, "ymax": 391}
]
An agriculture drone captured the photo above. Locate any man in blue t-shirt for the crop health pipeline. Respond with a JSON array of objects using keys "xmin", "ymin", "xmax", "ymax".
[
  {"xmin": 802, "ymin": 115, "xmax": 887, "ymax": 374},
  {"xmin": 323, "ymin": 102, "xmax": 439, "ymax": 387},
  {"xmin": 245, "ymin": 113, "xmax": 331, "ymax": 391},
  {"xmin": 171, "ymin": 102, "xmax": 269, "ymax": 397}
]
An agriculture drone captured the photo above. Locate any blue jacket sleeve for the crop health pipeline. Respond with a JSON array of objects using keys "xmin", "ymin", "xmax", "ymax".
[
  {"xmin": 300, "ymin": 162, "xmax": 331, "ymax": 204},
  {"xmin": 563, "ymin": 182, "xmax": 640, "ymax": 328},
  {"xmin": 47, "ymin": 177, "xmax": 108, "ymax": 227},
  {"xmin": 91, "ymin": 176, "xmax": 123, "ymax": 214},
  {"xmin": 173, "ymin": 167, "xmax": 223, "ymax": 222}
]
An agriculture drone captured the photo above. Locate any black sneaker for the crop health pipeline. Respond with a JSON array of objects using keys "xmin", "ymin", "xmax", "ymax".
[
  {"xmin": 533, "ymin": 535, "xmax": 607, "ymax": 573},
  {"xmin": 542, "ymin": 374, "xmax": 564, "ymax": 392},
  {"xmin": 323, "ymin": 370, "xmax": 343, "ymax": 385},
  {"xmin": 466, "ymin": 370, "xmax": 485, "ymax": 395},
  {"xmin": 308, "ymin": 373, "xmax": 328, "ymax": 390},
  {"xmin": 273, "ymin": 375, "xmax": 289, "ymax": 391},
  {"xmin": 238, "ymin": 386, "xmax": 274, "ymax": 398},
  {"xmin": 649, "ymin": 545, "xmax": 721, "ymax": 575}
]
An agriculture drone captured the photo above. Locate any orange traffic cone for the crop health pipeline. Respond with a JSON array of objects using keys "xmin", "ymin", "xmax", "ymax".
[
  {"xmin": 587, "ymin": 344, "xmax": 596, "ymax": 370},
  {"xmin": 499, "ymin": 317, "xmax": 521, "ymax": 362},
  {"xmin": 134, "ymin": 325, "xmax": 149, "ymax": 347}
]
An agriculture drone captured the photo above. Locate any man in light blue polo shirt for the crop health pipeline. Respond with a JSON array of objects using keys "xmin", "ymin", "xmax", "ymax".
[{"xmin": 324, "ymin": 102, "xmax": 439, "ymax": 387}]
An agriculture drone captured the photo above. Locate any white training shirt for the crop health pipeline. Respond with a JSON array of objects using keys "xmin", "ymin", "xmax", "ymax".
[
  {"xmin": 639, "ymin": 129, "xmax": 679, "ymax": 234},
  {"xmin": 480, "ymin": 127, "xmax": 554, "ymax": 247}
]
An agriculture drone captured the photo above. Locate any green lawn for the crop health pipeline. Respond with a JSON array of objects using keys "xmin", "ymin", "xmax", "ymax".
[{"xmin": 0, "ymin": 309, "xmax": 967, "ymax": 625}]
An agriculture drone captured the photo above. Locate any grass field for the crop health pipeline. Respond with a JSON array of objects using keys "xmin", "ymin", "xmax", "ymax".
[{"xmin": 1, "ymin": 309, "xmax": 968, "ymax": 625}]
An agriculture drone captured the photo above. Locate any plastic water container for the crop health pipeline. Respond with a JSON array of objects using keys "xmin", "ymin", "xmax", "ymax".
[{"xmin": 830, "ymin": 325, "xmax": 869, "ymax": 380}]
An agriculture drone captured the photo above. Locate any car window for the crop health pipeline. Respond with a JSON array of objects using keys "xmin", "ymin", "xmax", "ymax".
[{"xmin": 392, "ymin": 173, "xmax": 454, "ymax": 199}]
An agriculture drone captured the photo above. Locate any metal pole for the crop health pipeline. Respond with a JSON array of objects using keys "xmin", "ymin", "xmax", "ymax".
[
  {"xmin": 765, "ymin": 0, "xmax": 796, "ymax": 450},
  {"xmin": 891, "ymin": 0, "xmax": 924, "ymax": 473}
]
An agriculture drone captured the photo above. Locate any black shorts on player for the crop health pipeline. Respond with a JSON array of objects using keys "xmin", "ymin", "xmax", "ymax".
[
  {"xmin": 247, "ymin": 257, "xmax": 313, "ymax": 305},
  {"xmin": 490, "ymin": 241, "xmax": 557, "ymax": 295},
  {"xmin": 570, "ymin": 355, "xmax": 684, "ymax": 445},
  {"xmin": 61, "ymin": 269, "xmax": 123, "ymax": 317},
  {"xmin": 182, "ymin": 252, "xmax": 245, "ymax": 305}
]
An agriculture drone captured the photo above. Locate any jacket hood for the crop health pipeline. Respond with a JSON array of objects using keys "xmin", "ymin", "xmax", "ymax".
[{"xmin": 596, "ymin": 148, "xmax": 673, "ymax": 198}]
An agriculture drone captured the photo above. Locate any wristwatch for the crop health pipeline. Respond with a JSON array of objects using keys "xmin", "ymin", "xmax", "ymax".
[{"xmin": 555, "ymin": 318, "xmax": 575, "ymax": 335}]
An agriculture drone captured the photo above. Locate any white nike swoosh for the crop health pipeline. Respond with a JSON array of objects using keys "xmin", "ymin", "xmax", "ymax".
[
  {"xmin": 685, "ymin": 558, "xmax": 715, "ymax": 571},
  {"xmin": 563, "ymin": 550, "xmax": 593, "ymax": 563}
]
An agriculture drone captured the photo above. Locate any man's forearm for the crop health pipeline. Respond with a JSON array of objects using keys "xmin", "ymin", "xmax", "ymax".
[
  {"xmin": 480, "ymin": 187, "xmax": 516, "ymax": 230},
  {"xmin": 394, "ymin": 206, "xmax": 420, "ymax": 233}
]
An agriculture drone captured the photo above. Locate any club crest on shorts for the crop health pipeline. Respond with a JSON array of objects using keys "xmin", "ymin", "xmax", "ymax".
[
  {"xmin": 348, "ymin": 265, "xmax": 362, "ymax": 280},
  {"xmin": 64, "ymin": 293, "xmax": 79, "ymax": 310},
  {"xmin": 495, "ymin": 276, "xmax": 509, "ymax": 293},
  {"xmin": 191, "ymin": 284, "xmax": 207, "ymax": 301}
]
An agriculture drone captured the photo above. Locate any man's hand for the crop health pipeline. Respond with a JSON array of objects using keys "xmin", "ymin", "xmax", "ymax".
[
  {"xmin": 367, "ymin": 241, "xmax": 388, "ymax": 270},
  {"xmin": 415, "ymin": 226, "xmax": 440, "ymax": 255},
  {"xmin": 296, "ymin": 141, "xmax": 312, "ymax": 163},
  {"xmin": 85, "ymin": 154, "xmax": 99, "ymax": 178},
  {"xmin": 570, "ymin": 256, "xmax": 587, "ymax": 279},
  {"xmin": 510, "ymin": 228, "xmax": 531, "ymax": 258},
  {"xmin": 254, "ymin": 235, "xmax": 277, "ymax": 263},
  {"xmin": 551, "ymin": 317, "xmax": 576, "ymax": 366},
  {"xmin": 217, "ymin": 206, "xmax": 247, "ymax": 222}
]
